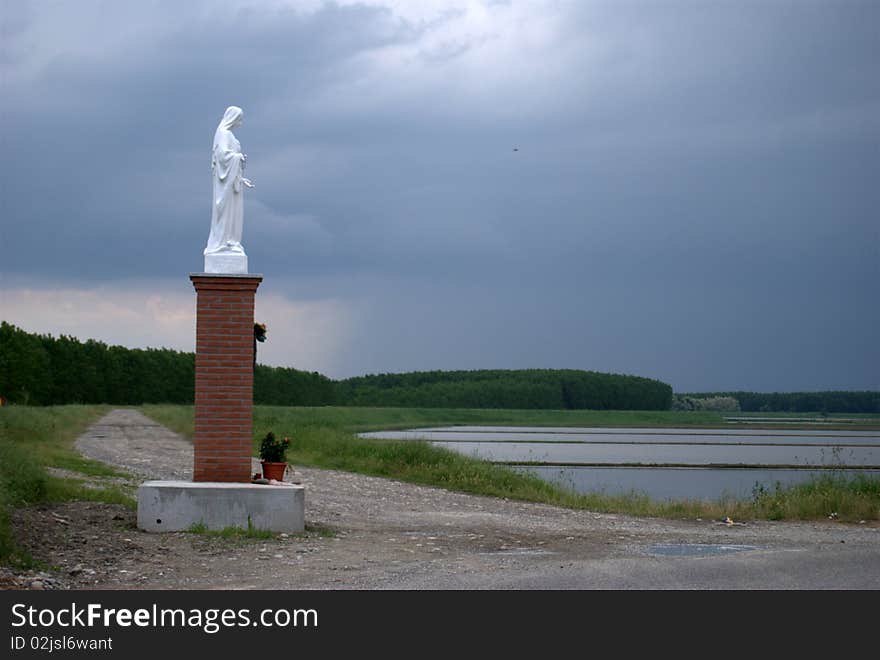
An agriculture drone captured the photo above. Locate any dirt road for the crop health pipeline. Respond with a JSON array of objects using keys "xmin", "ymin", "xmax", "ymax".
[{"xmin": 6, "ymin": 409, "xmax": 879, "ymax": 590}]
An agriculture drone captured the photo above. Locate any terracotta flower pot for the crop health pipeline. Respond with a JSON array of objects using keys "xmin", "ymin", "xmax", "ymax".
[{"xmin": 261, "ymin": 461, "xmax": 287, "ymax": 481}]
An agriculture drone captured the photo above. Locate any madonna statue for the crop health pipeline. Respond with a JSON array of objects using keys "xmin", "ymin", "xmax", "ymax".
[{"xmin": 204, "ymin": 106, "xmax": 254, "ymax": 273}]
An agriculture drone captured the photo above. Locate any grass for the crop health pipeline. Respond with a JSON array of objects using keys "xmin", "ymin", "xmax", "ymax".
[
  {"xmin": 187, "ymin": 520, "xmax": 276, "ymax": 540},
  {"xmin": 187, "ymin": 520, "xmax": 336, "ymax": 539},
  {"xmin": 252, "ymin": 406, "xmax": 734, "ymax": 431},
  {"xmin": 723, "ymin": 411, "xmax": 880, "ymax": 430},
  {"xmin": 746, "ymin": 473, "xmax": 880, "ymax": 522},
  {"xmin": 304, "ymin": 522, "xmax": 337, "ymax": 538},
  {"xmin": 0, "ymin": 405, "xmax": 135, "ymax": 566},
  {"xmin": 140, "ymin": 404, "xmax": 880, "ymax": 523},
  {"xmin": 141, "ymin": 404, "xmax": 736, "ymax": 438}
]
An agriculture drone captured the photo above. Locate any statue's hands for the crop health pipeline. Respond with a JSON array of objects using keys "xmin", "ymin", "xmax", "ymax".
[
  {"xmin": 242, "ymin": 178, "xmax": 254, "ymax": 188},
  {"xmin": 240, "ymin": 153, "xmax": 247, "ymax": 163}
]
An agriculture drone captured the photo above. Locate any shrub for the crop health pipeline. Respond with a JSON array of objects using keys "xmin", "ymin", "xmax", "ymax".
[{"xmin": 258, "ymin": 432, "xmax": 290, "ymax": 463}]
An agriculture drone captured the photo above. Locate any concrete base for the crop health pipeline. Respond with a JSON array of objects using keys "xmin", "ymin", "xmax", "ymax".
[
  {"xmin": 204, "ymin": 251, "xmax": 248, "ymax": 274},
  {"xmin": 137, "ymin": 480, "xmax": 304, "ymax": 533}
]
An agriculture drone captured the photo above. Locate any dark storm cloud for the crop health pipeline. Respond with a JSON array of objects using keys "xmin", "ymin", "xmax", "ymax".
[
  {"xmin": 2, "ymin": 1, "xmax": 878, "ymax": 390},
  {"xmin": 2, "ymin": 1, "xmax": 422, "ymax": 277}
]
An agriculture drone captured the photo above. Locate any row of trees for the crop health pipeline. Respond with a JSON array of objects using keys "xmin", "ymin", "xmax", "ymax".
[
  {"xmin": 6, "ymin": 323, "xmax": 874, "ymax": 412},
  {"xmin": 1, "ymin": 324, "xmax": 674, "ymax": 410},
  {"xmin": 683, "ymin": 391, "xmax": 880, "ymax": 414},
  {"xmin": 0, "ymin": 322, "xmax": 332, "ymax": 406},
  {"xmin": 254, "ymin": 365, "xmax": 337, "ymax": 407},
  {"xmin": 1, "ymin": 322, "xmax": 194, "ymax": 405},
  {"xmin": 336, "ymin": 369, "xmax": 673, "ymax": 410}
]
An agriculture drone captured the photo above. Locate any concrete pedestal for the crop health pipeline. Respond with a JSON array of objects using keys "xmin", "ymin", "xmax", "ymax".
[{"xmin": 137, "ymin": 481, "xmax": 305, "ymax": 533}]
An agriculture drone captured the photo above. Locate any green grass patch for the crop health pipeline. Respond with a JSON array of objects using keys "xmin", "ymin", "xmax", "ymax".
[
  {"xmin": 141, "ymin": 404, "xmax": 728, "ymax": 439},
  {"xmin": 43, "ymin": 477, "xmax": 136, "ymax": 509},
  {"xmin": 253, "ymin": 405, "xmax": 730, "ymax": 432},
  {"xmin": 187, "ymin": 520, "xmax": 276, "ymax": 540},
  {"xmin": 1, "ymin": 405, "xmax": 125, "ymax": 477},
  {"xmin": 0, "ymin": 440, "xmax": 47, "ymax": 565},
  {"xmin": 304, "ymin": 522, "xmax": 336, "ymax": 538},
  {"xmin": 723, "ymin": 411, "xmax": 880, "ymax": 430},
  {"xmin": 185, "ymin": 521, "xmax": 336, "ymax": 540},
  {"xmin": 140, "ymin": 404, "xmax": 196, "ymax": 439},
  {"xmin": 743, "ymin": 473, "xmax": 880, "ymax": 522},
  {"xmin": 0, "ymin": 405, "xmax": 135, "ymax": 565}
]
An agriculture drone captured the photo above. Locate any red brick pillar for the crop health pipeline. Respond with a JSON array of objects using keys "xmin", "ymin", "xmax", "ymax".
[{"xmin": 190, "ymin": 273, "xmax": 263, "ymax": 482}]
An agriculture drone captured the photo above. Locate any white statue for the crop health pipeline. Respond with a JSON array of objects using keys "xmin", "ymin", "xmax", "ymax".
[{"xmin": 204, "ymin": 106, "xmax": 254, "ymax": 273}]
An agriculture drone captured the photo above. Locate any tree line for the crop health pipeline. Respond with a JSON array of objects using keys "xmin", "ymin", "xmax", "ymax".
[
  {"xmin": 337, "ymin": 369, "xmax": 673, "ymax": 410},
  {"xmin": 6, "ymin": 323, "xmax": 873, "ymax": 412},
  {"xmin": 683, "ymin": 391, "xmax": 880, "ymax": 414},
  {"xmin": 1, "ymin": 323, "xmax": 674, "ymax": 409},
  {"xmin": 0, "ymin": 322, "xmax": 333, "ymax": 406},
  {"xmin": 1, "ymin": 322, "xmax": 195, "ymax": 405}
]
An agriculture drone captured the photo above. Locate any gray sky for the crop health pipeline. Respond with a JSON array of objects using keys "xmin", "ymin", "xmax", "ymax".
[{"xmin": 2, "ymin": 0, "xmax": 878, "ymax": 392}]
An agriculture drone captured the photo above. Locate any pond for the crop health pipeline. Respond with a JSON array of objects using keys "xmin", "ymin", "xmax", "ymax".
[{"xmin": 359, "ymin": 426, "xmax": 880, "ymax": 500}]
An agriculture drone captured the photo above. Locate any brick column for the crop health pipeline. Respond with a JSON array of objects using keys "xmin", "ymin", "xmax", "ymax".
[{"xmin": 190, "ymin": 273, "xmax": 263, "ymax": 482}]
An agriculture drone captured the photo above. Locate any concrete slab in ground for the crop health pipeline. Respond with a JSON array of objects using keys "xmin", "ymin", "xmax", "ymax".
[{"xmin": 137, "ymin": 480, "xmax": 304, "ymax": 533}]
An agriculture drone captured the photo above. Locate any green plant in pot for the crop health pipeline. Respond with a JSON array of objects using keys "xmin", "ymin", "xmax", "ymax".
[{"xmin": 259, "ymin": 431, "xmax": 290, "ymax": 481}]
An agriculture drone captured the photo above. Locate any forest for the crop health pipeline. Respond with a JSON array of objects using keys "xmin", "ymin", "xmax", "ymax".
[
  {"xmin": 336, "ymin": 369, "xmax": 672, "ymax": 410},
  {"xmin": 2, "ymin": 322, "xmax": 876, "ymax": 412},
  {"xmin": 0, "ymin": 322, "xmax": 333, "ymax": 407}
]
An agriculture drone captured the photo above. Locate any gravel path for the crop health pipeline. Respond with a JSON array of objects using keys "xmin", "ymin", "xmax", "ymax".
[
  {"xmin": 76, "ymin": 409, "xmax": 195, "ymax": 481},
  {"xmin": 9, "ymin": 408, "xmax": 880, "ymax": 590}
]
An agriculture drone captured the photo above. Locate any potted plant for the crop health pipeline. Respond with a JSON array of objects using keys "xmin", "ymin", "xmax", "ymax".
[{"xmin": 259, "ymin": 431, "xmax": 290, "ymax": 481}]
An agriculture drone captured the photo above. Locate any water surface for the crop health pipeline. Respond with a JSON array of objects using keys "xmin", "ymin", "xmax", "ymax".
[
  {"xmin": 360, "ymin": 425, "xmax": 880, "ymax": 499},
  {"xmin": 517, "ymin": 465, "xmax": 878, "ymax": 500}
]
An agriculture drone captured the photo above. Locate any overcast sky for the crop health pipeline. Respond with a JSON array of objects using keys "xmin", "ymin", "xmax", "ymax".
[{"xmin": 2, "ymin": 0, "xmax": 878, "ymax": 392}]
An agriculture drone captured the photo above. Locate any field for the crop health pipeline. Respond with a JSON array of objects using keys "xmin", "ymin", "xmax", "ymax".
[{"xmin": 3, "ymin": 404, "xmax": 879, "ymax": 566}]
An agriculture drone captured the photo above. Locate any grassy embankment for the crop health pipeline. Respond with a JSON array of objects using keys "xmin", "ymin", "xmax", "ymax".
[
  {"xmin": 142, "ymin": 404, "xmax": 880, "ymax": 524},
  {"xmin": 0, "ymin": 405, "xmax": 134, "ymax": 566}
]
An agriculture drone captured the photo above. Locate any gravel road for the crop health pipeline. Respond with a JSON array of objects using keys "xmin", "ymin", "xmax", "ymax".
[{"xmin": 7, "ymin": 409, "xmax": 880, "ymax": 590}]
